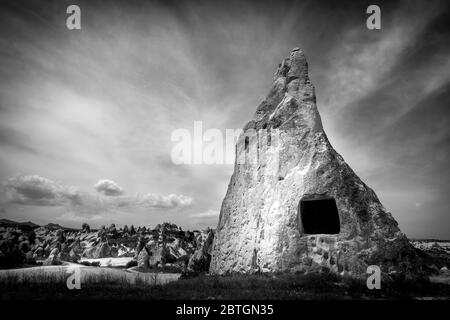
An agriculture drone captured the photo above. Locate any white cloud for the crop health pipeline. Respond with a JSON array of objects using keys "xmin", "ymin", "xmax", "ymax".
[
  {"xmin": 112, "ymin": 193, "xmax": 193, "ymax": 209},
  {"xmin": 138, "ymin": 193, "xmax": 193, "ymax": 208},
  {"xmin": 2, "ymin": 175, "xmax": 80, "ymax": 206},
  {"xmin": 94, "ymin": 179, "xmax": 124, "ymax": 196},
  {"xmin": 56, "ymin": 211, "xmax": 104, "ymax": 223},
  {"xmin": 1, "ymin": 175, "xmax": 193, "ymax": 217},
  {"xmin": 190, "ymin": 209, "xmax": 219, "ymax": 218}
]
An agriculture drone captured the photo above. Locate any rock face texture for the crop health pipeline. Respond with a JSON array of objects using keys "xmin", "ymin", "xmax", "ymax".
[
  {"xmin": 210, "ymin": 48, "xmax": 420, "ymax": 277},
  {"xmin": 0, "ymin": 220, "xmax": 213, "ymax": 271},
  {"xmin": 188, "ymin": 228, "xmax": 214, "ymax": 272}
]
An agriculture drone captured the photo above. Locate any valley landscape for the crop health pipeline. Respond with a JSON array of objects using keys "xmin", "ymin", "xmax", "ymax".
[
  {"xmin": 0, "ymin": 0, "xmax": 449, "ymax": 305},
  {"xmin": 0, "ymin": 218, "xmax": 449, "ymax": 299}
]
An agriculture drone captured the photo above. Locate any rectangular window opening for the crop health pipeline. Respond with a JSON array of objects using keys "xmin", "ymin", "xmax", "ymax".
[{"xmin": 298, "ymin": 195, "xmax": 340, "ymax": 235}]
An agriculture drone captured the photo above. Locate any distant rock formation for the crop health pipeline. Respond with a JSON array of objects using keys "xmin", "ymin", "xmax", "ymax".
[
  {"xmin": 188, "ymin": 228, "xmax": 214, "ymax": 272},
  {"xmin": 0, "ymin": 220, "xmax": 213, "ymax": 271},
  {"xmin": 210, "ymin": 48, "xmax": 421, "ymax": 278}
]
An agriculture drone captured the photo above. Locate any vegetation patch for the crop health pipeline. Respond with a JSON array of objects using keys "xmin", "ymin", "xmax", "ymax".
[{"xmin": 1, "ymin": 270, "xmax": 449, "ymax": 300}]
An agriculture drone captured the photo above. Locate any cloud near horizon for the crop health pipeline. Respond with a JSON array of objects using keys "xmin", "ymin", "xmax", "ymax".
[
  {"xmin": 190, "ymin": 209, "xmax": 219, "ymax": 218},
  {"xmin": 1, "ymin": 175, "xmax": 193, "ymax": 219},
  {"xmin": 3, "ymin": 175, "xmax": 80, "ymax": 207}
]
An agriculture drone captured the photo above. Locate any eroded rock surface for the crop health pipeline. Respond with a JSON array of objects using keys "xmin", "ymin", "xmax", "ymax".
[
  {"xmin": 0, "ymin": 221, "xmax": 214, "ymax": 271},
  {"xmin": 188, "ymin": 228, "xmax": 214, "ymax": 272},
  {"xmin": 210, "ymin": 48, "xmax": 421, "ymax": 278}
]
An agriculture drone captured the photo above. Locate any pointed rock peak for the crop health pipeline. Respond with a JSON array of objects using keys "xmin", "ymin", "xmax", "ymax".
[
  {"xmin": 255, "ymin": 47, "xmax": 318, "ymax": 127},
  {"xmin": 287, "ymin": 47, "xmax": 309, "ymax": 82},
  {"xmin": 210, "ymin": 48, "xmax": 421, "ymax": 278},
  {"xmin": 275, "ymin": 47, "xmax": 309, "ymax": 82}
]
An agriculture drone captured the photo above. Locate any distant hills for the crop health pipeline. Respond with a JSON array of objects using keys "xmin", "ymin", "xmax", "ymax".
[
  {"xmin": 0, "ymin": 219, "xmax": 77, "ymax": 231},
  {"xmin": 0, "ymin": 218, "xmax": 446, "ymax": 242},
  {"xmin": 0, "ymin": 219, "xmax": 40, "ymax": 229}
]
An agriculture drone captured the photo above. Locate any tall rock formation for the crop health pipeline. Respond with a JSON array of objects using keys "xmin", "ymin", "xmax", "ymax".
[{"xmin": 210, "ymin": 48, "xmax": 420, "ymax": 277}]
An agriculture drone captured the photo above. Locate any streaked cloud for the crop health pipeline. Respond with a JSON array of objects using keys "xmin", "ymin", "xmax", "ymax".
[
  {"xmin": 0, "ymin": 0, "xmax": 448, "ymax": 237},
  {"xmin": 319, "ymin": 1, "xmax": 444, "ymax": 115}
]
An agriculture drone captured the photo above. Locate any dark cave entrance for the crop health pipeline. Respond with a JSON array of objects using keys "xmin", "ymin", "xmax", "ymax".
[
  {"xmin": 244, "ymin": 136, "xmax": 249, "ymax": 151},
  {"xmin": 298, "ymin": 195, "xmax": 340, "ymax": 234}
]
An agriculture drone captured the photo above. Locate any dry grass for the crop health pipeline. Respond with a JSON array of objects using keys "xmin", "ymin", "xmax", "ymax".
[{"xmin": 0, "ymin": 268, "xmax": 449, "ymax": 300}]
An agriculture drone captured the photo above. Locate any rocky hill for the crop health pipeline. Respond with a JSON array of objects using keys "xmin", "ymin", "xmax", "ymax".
[
  {"xmin": 0, "ymin": 220, "xmax": 214, "ymax": 272},
  {"xmin": 210, "ymin": 47, "xmax": 423, "ymax": 279},
  {"xmin": 0, "ymin": 219, "xmax": 39, "ymax": 230}
]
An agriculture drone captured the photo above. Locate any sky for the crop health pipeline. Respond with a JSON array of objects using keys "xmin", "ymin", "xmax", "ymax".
[{"xmin": 0, "ymin": 0, "xmax": 448, "ymax": 238}]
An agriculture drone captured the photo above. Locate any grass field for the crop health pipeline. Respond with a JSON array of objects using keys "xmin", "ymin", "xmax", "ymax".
[
  {"xmin": 0, "ymin": 263, "xmax": 181, "ymax": 292},
  {"xmin": 1, "ymin": 268, "xmax": 449, "ymax": 300}
]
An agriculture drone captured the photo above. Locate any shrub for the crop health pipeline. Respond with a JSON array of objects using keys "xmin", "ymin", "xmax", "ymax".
[
  {"xmin": 82, "ymin": 223, "xmax": 90, "ymax": 233},
  {"xmin": 0, "ymin": 247, "xmax": 25, "ymax": 269},
  {"xmin": 125, "ymin": 260, "xmax": 137, "ymax": 268},
  {"xmin": 78, "ymin": 260, "xmax": 101, "ymax": 267}
]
